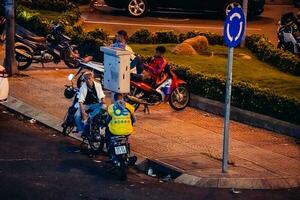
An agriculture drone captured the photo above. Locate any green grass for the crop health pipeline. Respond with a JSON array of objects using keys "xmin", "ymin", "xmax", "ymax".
[{"xmin": 130, "ymin": 44, "xmax": 300, "ymax": 101}]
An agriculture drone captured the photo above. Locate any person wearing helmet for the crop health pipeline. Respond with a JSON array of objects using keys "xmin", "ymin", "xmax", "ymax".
[
  {"xmin": 107, "ymin": 93, "xmax": 136, "ymax": 136},
  {"xmin": 74, "ymin": 71, "xmax": 106, "ymax": 137},
  {"xmin": 106, "ymin": 93, "xmax": 137, "ymax": 164}
]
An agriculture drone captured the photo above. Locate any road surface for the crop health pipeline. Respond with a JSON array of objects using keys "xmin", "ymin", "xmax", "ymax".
[{"xmin": 82, "ymin": 4, "xmax": 299, "ymax": 44}]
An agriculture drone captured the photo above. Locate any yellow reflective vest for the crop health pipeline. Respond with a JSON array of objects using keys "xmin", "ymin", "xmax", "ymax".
[{"xmin": 108, "ymin": 102, "xmax": 135, "ymax": 136}]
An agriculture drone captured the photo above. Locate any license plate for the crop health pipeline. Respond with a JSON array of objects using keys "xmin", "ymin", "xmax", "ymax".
[{"xmin": 114, "ymin": 145, "xmax": 127, "ymax": 155}]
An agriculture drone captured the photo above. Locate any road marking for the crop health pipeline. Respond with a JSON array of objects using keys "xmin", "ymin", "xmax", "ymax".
[
  {"xmin": 84, "ymin": 20, "xmax": 262, "ymax": 31},
  {"xmin": 158, "ymin": 17, "xmax": 190, "ymax": 22}
]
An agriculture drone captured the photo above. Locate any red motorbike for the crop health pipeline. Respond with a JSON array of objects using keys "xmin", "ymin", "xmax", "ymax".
[{"xmin": 126, "ymin": 65, "xmax": 190, "ymax": 112}]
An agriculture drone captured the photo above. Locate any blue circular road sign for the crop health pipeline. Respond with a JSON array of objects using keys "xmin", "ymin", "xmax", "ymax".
[{"xmin": 224, "ymin": 7, "xmax": 245, "ymax": 48}]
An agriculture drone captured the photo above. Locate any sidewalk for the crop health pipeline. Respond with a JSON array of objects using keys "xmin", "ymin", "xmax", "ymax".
[{"xmin": 1, "ymin": 44, "xmax": 300, "ymax": 189}]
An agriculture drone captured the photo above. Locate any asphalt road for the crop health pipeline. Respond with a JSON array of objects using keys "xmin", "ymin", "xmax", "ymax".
[
  {"xmin": 82, "ymin": 4, "xmax": 299, "ymax": 44},
  {"xmin": 0, "ymin": 106, "xmax": 299, "ymax": 200}
]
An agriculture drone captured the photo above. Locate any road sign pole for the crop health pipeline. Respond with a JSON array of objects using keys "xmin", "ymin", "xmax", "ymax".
[
  {"xmin": 3, "ymin": 0, "xmax": 18, "ymax": 76},
  {"xmin": 222, "ymin": 47, "xmax": 234, "ymax": 173}
]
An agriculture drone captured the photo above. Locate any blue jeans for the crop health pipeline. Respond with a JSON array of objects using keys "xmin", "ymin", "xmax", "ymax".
[{"xmin": 74, "ymin": 103, "xmax": 102, "ymax": 133}]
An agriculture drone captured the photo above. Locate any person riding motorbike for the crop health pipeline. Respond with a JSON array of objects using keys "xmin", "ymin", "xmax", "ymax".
[
  {"xmin": 74, "ymin": 71, "xmax": 106, "ymax": 137},
  {"xmin": 106, "ymin": 93, "xmax": 137, "ymax": 164},
  {"xmin": 143, "ymin": 46, "xmax": 168, "ymax": 87}
]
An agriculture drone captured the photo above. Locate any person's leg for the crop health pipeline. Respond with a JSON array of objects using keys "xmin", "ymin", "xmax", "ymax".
[
  {"xmin": 74, "ymin": 108, "xmax": 84, "ymax": 133},
  {"xmin": 88, "ymin": 103, "xmax": 101, "ymax": 120},
  {"xmin": 130, "ymin": 56, "xmax": 144, "ymax": 75}
]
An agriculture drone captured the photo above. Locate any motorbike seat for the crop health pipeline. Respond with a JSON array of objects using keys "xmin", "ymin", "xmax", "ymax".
[{"xmin": 20, "ymin": 34, "xmax": 46, "ymax": 43}]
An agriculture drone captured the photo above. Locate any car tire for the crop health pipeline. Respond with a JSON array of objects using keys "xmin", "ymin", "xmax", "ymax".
[
  {"xmin": 127, "ymin": 0, "xmax": 148, "ymax": 17},
  {"xmin": 224, "ymin": 0, "xmax": 242, "ymax": 17}
]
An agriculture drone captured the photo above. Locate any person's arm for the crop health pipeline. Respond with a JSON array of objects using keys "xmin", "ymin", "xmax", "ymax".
[
  {"xmin": 95, "ymin": 82, "xmax": 106, "ymax": 103},
  {"xmin": 79, "ymin": 102, "xmax": 88, "ymax": 121}
]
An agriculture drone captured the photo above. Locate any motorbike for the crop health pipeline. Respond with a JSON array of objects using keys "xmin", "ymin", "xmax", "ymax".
[
  {"xmin": 107, "ymin": 135, "xmax": 134, "ymax": 180},
  {"xmin": 0, "ymin": 15, "xmax": 6, "ymax": 43},
  {"xmin": 126, "ymin": 65, "xmax": 190, "ymax": 112},
  {"xmin": 14, "ymin": 24, "xmax": 77, "ymax": 70},
  {"xmin": 277, "ymin": 12, "xmax": 300, "ymax": 55},
  {"xmin": 62, "ymin": 74, "xmax": 106, "ymax": 155}
]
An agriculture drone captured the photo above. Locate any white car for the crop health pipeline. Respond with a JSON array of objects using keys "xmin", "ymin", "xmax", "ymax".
[{"xmin": 0, "ymin": 65, "xmax": 9, "ymax": 102}]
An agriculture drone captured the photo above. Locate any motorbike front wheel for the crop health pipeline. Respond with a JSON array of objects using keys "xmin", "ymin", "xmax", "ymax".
[
  {"xmin": 15, "ymin": 45, "xmax": 33, "ymax": 70},
  {"xmin": 169, "ymin": 84, "xmax": 190, "ymax": 111}
]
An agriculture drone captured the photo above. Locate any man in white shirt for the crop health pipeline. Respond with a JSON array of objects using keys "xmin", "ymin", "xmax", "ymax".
[{"xmin": 74, "ymin": 71, "xmax": 106, "ymax": 136}]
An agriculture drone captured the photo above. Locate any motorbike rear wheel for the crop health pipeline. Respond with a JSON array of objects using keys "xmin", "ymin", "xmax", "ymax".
[
  {"xmin": 119, "ymin": 160, "xmax": 128, "ymax": 181},
  {"xmin": 62, "ymin": 124, "xmax": 74, "ymax": 136},
  {"xmin": 62, "ymin": 107, "xmax": 76, "ymax": 136},
  {"xmin": 169, "ymin": 84, "xmax": 190, "ymax": 111},
  {"xmin": 15, "ymin": 45, "xmax": 33, "ymax": 70}
]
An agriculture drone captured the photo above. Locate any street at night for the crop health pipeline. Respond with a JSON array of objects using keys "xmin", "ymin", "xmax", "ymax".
[
  {"xmin": 0, "ymin": 106, "xmax": 299, "ymax": 200},
  {"xmin": 1, "ymin": 0, "xmax": 300, "ymax": 199}
]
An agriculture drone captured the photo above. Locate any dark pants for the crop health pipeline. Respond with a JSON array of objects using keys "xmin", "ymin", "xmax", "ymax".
[{"xmin": 130, "ymin": 55, "xmax": 144, "ymax": 75}]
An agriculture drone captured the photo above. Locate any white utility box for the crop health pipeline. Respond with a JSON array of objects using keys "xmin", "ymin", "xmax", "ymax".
[{"xmin": 100, "ymin": 47, "xmax": 131, "ymax": 93}]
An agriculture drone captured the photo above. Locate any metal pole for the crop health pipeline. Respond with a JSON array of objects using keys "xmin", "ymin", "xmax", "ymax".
[
  {"xmin": 222, "ymin": 47, "xmax": 234, "ymax": 173},
  {"xmin": 240, "ymin": 0, "xmax": 248, "ymax": 48},
  {"xmin": 3, "ymin": 0, "xmax": 17, "ymax": 76}
]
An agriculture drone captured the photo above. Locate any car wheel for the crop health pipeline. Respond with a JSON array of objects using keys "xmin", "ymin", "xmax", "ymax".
[
  {"xmin": 224, "ymin": 0, "xmax": 242, "ymax": 16},
  {"xmin": 127, "ymin": 0, "xmax": 148, "ymax": 17}
]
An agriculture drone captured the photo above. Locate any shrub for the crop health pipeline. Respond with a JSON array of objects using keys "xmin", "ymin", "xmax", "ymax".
[
  {"xmin": 16, "ymin": 5, "xmax": 80, "ymax": 36},
  {"xmin": 17, "ymin": 0, "xmax": 77, "ymax": 12},
  {"xmin": 71, "ymin": 29, "xmax": 110, "ymax": 62},
  {"xmin": 246, "ymin": 34, "xmax": 300, "ymax": 76},
  {"xmin": 128, "ymin": 29, "xmax": 153, "ymax": 44},
  {"xmin": 153, "ymin": 31, "xmax": 178, "ymax": 44},
  {"xmin": 70, "ymin": 0, "xmax": 90, "ymax": 5},
  {"xmin": 129, "ymin": 29, "xmax": 225, "ymax": 45},
  {"xmin": 173, "ymin": 65, "xmax": 300, "ymax": 124}
]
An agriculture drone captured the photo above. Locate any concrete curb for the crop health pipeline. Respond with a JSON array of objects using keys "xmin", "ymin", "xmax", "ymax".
[
  {"xmin": 2, "ymin": 96, "xmax": 300, "ymax": 189},
  {"xmin": 175, "ymin": 174, "xmax": 300, "ymax": 189},
  {"xmin": 189, "ymin": 94, "xmax": 300, "ymax": 139}
]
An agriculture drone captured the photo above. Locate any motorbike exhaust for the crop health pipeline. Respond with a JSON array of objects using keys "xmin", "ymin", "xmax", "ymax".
[
  {"xmin": 126, "ymin": 95, "xmax": 149, "ymax": 105},
  {"xmin": 15, "ymin": 48, "xmax": 32, "ymax": 59}
]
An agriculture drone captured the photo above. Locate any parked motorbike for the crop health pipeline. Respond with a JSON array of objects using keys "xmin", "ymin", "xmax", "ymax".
[
  {"xmin": 62, "ymin": 74, "xmax": 106, "ymax": 154},
  {"xmin": 277, "ymin": 12, "xmax": 300, "ymax": 55},
  {"xmin": 126, "ymin": 65, "xmax": 190, "ymax": 112},
  {"xmin": 14, "ymin": 24, "xmax": 77, "ymax": 70}
]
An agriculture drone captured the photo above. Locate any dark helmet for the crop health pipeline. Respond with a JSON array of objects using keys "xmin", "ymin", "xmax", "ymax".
[{"xmin": 64, "ymin": 87, "xmax": 76, "ymax": 99}]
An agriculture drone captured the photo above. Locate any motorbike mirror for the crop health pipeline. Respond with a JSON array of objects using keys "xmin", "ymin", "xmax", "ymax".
[{"xmin": 68, "ymin": 74, "xmax": 75, "ymax": 81}]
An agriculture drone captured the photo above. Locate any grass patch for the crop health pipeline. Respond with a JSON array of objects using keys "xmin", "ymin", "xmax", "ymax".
[{"xmin": 130, "ymin": 44, "xmax": 300, "ymax": 101}]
